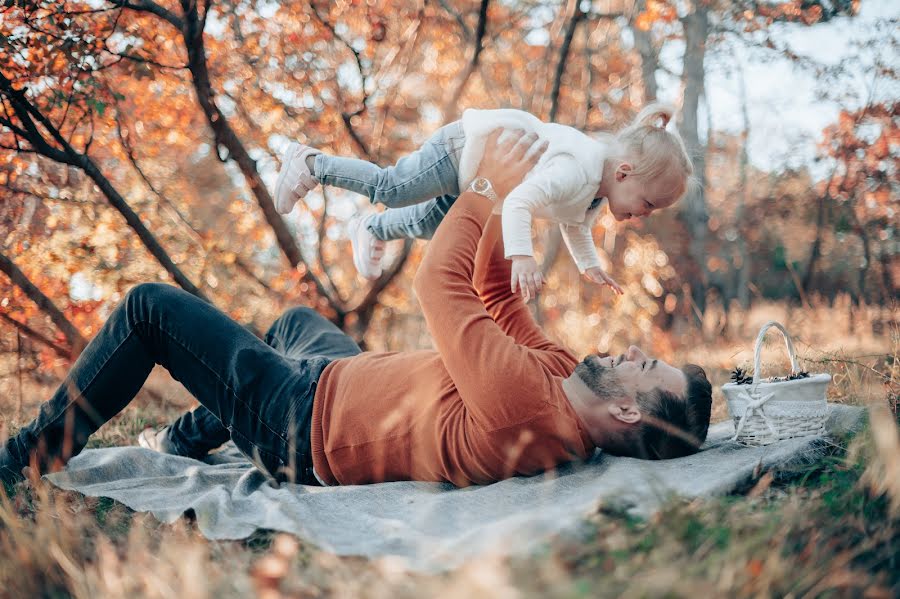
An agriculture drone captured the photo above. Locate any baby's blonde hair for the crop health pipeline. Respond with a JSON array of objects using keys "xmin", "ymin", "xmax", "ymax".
[{"xmin": 613, "ymin": 103, "xmax": 693, "ymax": 191}]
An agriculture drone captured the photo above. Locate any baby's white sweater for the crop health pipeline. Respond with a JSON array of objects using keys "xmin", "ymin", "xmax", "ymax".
[{"xmin": 456, "ymin": 108, "xmax": 609, "ymax": 272}]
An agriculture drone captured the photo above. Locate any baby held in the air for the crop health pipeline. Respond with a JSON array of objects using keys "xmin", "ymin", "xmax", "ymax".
[{"xmin": 274, "ymin": 104, "xmax": 693, "ymax": 301}]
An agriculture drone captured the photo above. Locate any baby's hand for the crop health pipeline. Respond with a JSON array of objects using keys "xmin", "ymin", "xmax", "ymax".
[
  {"xmin": 584, "ymin": 266, "xmax": 624, "ymax": 295},
  {"xmin": 510, "ymin": 256, "xmax": 543, "ymax": 302}
]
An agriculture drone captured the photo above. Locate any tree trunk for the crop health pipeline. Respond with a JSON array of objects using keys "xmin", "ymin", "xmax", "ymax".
[
  {"xmin": 632, "ymin": 0, "xmax": 658, "ymax": 103},
  {"xmin": 857, "ymin": 221, "xmax": 872, "ymax": 306},
  {"xmin": 0, "ymin": 251, "xmax": 87, "ymax": 357},
  {"xmin": 678, "ymin": 6, "xmax": 710, "ymax": 319},
  {"xmin": 803, "ymin": 194, "xmax": 829, "ymax": 292},
  {"xmin": 548, "ymin": 0, "xmax": 585, "ymax": 123},
  {"xmin": 734, "ymin": 57, "xmax": 751, "ymax": 309},
  {"xmin": 445, "ymin": 0, "xmax": 490, "ymax": 120},
  {"xmin": 878, "ymin": 247, "xmax": 894, "ymax": 306},
  {"xmin": 536, "ymin": 1, "xmax": 584, "ymax": 320}
]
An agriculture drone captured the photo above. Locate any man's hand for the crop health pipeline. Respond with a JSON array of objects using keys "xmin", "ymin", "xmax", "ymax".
[
  {"xmin": 475, "ymin": 129, "xmax": 547, "ymax": 202},
  {"xmin": 510, "ymin": 255, "xmax": 543, "ymax": 302},
  {"xmin": 584, "ymin": 266, "xmax": 624, "ymax": 295}
]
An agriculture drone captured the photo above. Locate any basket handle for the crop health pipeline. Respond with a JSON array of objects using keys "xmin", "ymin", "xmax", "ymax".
[{"xmin": 752, "ymin": 321, "xmax": 800, "ymax": 391}]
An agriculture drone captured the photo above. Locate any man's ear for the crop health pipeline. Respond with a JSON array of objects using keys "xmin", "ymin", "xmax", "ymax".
[
  {"xmin": 615, "ymin": 162, "xmax": 633, "ymax": 182},
  {"xmin": 608, "ymin": 400, "xmax": 642, "ymax": 424}
]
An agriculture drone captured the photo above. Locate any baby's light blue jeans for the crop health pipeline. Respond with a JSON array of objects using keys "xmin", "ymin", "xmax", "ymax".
[{"xmin": 313, "ymin": 121, "xmax": 466, "ymax": 240}]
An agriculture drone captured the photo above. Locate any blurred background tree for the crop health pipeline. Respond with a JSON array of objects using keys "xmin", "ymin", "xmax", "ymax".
[{"xmin": 0, "ymin": 0, "xmax": 896, "ymax": 377}]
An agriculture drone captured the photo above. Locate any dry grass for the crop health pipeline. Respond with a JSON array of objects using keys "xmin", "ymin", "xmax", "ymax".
[{"xmin": 0, "ymin": 299, "xmax": 897, "ymax": 598}]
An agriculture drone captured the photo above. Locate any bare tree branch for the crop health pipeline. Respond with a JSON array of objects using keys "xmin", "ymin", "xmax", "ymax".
[
  {"xmin": 371, "ymin": 14, "xmax": 424, "ymax": 159},
  {"xmin": 0, "ymin": 251, "xmax": 87, "ymax": 357},
  {"xmin": 435, "ymin": 0, "xmax": 472, "ymax": 40},
  {"xmin": 548, "ymin": 0, "xmax": 585, "ymax": 123},
  {"xmin": 111, "ymin": 0, "xmax": 184, "ymax": 29},
  {"xmin": 0, "ymin": 115, "xmax": 30, "ymax": 142},
  {"xmin": 0, "ymin": 183, "xmax": 96, "ymax": 205},
  {"xmin": 445, "ymin": 0, "xmax": 490, "ymax": 119},
  {"xmin": 0, "ymin": 312, "xmax": 73, "ymax": 360},
  {"xmin": 0, "ymin": 83, "xmax": 70, "ymax": 163},
  {"xmin": 309, "ymin": 1, "xmax": 373, "ymax": 158},
  {"xmin": 233, "ymin": 255, "xmax": 289, "ymax": 301},
  {"xmin": 104, "ymin": 50, "xmax": 187, "ymax": 70}
]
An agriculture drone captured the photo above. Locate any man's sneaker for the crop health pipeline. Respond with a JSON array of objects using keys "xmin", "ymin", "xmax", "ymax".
[
  {"xmin": 137, "ymin": 427, "xmax": 183, "ymax": 456},
  {"xmin": 347, "ymin": 215, "xmax": 386, "ymax": 280},
  {"xmin": 0, "ymin": 443, "xmax": 25, "ymax": 486},
  {"xmin": 274, "ymin": 142, "xmax": 322, "ymax": 214}
]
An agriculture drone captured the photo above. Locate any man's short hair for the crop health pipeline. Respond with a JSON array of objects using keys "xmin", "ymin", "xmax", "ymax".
[{"xmin": 608, "ymin": 364, "xmax": 712, "ymax": 460}]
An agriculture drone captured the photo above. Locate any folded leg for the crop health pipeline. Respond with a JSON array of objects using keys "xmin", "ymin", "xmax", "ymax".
[
  {"xmin": 315, "ymin": 121, "xmax": 464, "ymax": 208},
  {"xmin": 364, "ymin": 194, "xmax": 458, "ymax": 241},
  {"xmin": 4, "ymin": 283, "xmax": 322, "ymax": 481},
  {"xmin": 165, "ymin": 306, "xmax": 362, "ymax": 457}
]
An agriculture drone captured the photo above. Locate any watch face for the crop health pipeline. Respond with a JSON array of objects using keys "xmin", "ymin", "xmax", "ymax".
[{"xmin": 473, "ymin": 178, "xmax": 488, "ymax": 192}]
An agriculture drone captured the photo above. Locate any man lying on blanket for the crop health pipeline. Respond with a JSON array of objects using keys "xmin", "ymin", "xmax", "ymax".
[{"xmin": 1, "ymin": 130, "xmax": 712, "ymax": 489}]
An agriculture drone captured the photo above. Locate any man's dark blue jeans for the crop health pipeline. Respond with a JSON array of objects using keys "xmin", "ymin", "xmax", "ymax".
[{"xmin": 3, "ymin": 283, "xmax": 361, "ymax": 484}]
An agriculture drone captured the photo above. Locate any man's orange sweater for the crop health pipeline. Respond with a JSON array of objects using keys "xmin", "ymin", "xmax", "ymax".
[{"xmin": 310, "ymin": 191, "xmax": 595, "ymax": 486}]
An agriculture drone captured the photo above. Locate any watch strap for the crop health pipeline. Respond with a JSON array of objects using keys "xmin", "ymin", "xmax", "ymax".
[{"xmin": 468, "ymin": 177, "xmax": 499, "ymax": 203}]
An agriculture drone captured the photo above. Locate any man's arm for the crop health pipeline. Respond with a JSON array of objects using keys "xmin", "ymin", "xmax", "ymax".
[
  {"xmin": 473, "ymin": 214, "xmax": 577, "ymax": 359},
  {"xmin": 413, "ymin": 132, "xmax": 565, "ymax": 431}
]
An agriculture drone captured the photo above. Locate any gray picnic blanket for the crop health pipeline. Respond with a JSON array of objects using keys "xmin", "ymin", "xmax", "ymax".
[{"xmin": 44, "ymin": 404, "xmax": 864, "ymax": 573}]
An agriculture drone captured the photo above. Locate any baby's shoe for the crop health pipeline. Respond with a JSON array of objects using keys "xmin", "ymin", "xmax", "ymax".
[
  {"xmin": 347, "ymin": 215, "xmax": 386, "ymax": 280},
  {"xmin": 274, "ymin": 142, "xmax": 321, "ymax": 214}
]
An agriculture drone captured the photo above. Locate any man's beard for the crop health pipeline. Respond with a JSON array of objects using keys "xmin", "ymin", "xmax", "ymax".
[{"xmin": 574, "ymin": 355, "xmax": 625, "ymax": 401}]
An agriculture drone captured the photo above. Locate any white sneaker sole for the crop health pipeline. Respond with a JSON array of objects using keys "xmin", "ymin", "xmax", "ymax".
[
  {"xmin": 348, "ymin": 216, "xmax": 385, "ymax": 280},
  {"xmin": 137, "ymin": 428, "xmax": 161, "ymax": 451}
]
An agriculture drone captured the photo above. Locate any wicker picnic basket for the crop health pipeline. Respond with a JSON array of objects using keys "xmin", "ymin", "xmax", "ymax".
[{"xmin": 721, "ymin": 321, "xmax": 831, "ymax": 446}]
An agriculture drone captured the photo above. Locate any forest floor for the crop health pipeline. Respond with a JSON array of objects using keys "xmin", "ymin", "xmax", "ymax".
[{"xmin": 1, "ymin": 300, "xmax": 897, "ymax": 598}]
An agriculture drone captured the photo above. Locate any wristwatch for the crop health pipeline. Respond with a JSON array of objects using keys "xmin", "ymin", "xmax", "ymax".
[{"xmin": 468, "ymin": 177, "xmax": 499, "ymax": 203}]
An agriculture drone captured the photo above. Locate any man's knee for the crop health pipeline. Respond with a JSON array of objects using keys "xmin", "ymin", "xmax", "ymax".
[
  {"xmin": 124, "ymin": 283, "xmax": 186, "ymax": 317},
  {"xmin": 126, "ymin": 282, "xmax": 173, "ymax": 303},
  {"xmin": 268, "ymin": 306, "xmax": 324, "ymax": 336}
]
